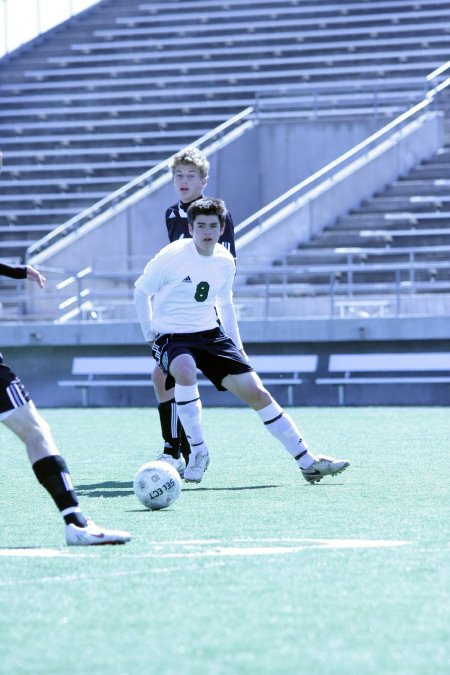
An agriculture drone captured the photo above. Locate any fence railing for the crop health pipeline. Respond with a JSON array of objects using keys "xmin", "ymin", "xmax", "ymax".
[
  {"xmin": 3, "ymin": 245, "xmax": 449, "ymax": 323},
  {"xmin": 234, "ymin": 263, "xmax": 450, "ymax": 320},
  {"xmin": 254, "ymin": 79, "xmax": 429, "ymax": 122}
]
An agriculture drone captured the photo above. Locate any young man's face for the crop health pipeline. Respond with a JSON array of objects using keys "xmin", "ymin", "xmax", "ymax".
[
  {"xmin": 173, "ymin": 163, "xmax": 207, "ymax": 204},
  {"xmin": 189, "ymin": 214, "xmax": 225, "ymax": 256}
]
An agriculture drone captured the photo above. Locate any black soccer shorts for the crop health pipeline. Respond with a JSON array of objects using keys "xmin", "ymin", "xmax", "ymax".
[
  {"xmin": 0, "ymin": 355, "xmax": 31, "ymax": 419},
  {"xmin": 152, "ymin": 327, "xmax": 253, "ymax": 391}
]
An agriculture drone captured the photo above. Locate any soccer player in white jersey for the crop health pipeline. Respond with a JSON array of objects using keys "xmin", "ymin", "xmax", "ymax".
[
  {"xmin": 134, "ymin": 197, "xmax": 350, "ymax": 484},
  {"xmin": 0, "ymin": 262, "xmax": 130, "ymax": 546}
]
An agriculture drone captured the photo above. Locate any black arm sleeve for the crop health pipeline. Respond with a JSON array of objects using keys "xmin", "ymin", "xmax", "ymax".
[
  {"xmin": 218, "ymin": 211, "xmax": 236, "ymax": 258},
  {"xmin": 0, "ymin": 263, "xmax": 27, "ymax": 280}
]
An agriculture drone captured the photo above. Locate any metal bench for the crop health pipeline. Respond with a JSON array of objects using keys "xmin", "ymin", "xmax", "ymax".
[
  {"xmin": 58, "ymin": 354, "xmax": 318, "ymax": 406},
  {"xmin": 334, "ymin": 299, "xmax": 391, "ymax": 318},
  {"xmin": 316, "ymin": 352, "xmax": 450, "ymax": 405}
]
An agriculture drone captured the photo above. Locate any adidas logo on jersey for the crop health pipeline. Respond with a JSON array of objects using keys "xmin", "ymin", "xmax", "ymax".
[{"xmin": 182, "ymin": 276, "xmax": 192, "ymax": 283}]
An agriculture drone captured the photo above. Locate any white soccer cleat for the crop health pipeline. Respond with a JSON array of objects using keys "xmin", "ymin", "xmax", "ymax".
[
  {"xmin": 156, "ymin": 452, "xmax": 186, "ymax": 478},
  {"xmin": 65, "ymin": 518, "xmax": 130, "ymax": 546},
  {"xmin": 184, "ymin": 445, "xmax": 210, "ymax": 484},
  {"xmin": 301, "ymin": 455, "xmax": 350, "ymax": 484}
]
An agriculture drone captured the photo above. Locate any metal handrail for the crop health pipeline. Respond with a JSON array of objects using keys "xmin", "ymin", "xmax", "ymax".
[
  {"xmin": 254, "ymin": 79, "xmax": 429, "ymax": 118},
  {"xmin": 26, "ymin": 106, "xmax": 254, "ymax": 259},
  {"xmin": 427, "ymin": 60, "xmax": 450, "ymax": 82}
]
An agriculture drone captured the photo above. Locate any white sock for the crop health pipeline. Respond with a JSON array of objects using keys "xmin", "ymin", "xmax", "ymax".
[
  {"xmin": 256, "ymin": 401, "xmax": 315, "ymax": 469},
  {"xmin": 174, "ymin": 384, "xmax": 206, "ymax": 452}
]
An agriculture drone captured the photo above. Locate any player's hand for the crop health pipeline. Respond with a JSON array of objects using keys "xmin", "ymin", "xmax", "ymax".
[{"xmin": 26, "ymin": 265, "xmax": 46, "ymax": 288}]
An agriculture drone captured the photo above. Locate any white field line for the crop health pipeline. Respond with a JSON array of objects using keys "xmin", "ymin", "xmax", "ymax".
[
  {"xmin": 0, "ymin": 537, "xmax": 410, "ymax": 560},
  {"xmin": 134, "ymin": 538, "xmax": 410, "ymax": 558},
  {"xmin": 0, "ymin": 538, "xmax": 411, "ymax": 560}
]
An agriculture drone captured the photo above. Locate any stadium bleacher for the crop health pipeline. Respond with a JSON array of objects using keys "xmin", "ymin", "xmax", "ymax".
[
  {"xmin": 1, "ymin": 0, "xmax": 450, "ymax": 261},
  {"xmin": 232, "ymin": 140, "xmax": 450, "ymax": 319}
]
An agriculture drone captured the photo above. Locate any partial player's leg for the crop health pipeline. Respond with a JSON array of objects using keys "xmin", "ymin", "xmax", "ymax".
[
  {"xmin": 222, "ymin": 371, "xmax": 350, "ymax": 484},
  {"xmin": 169, "ymin": 353, "xmax": 209, "ymax": 483},
  {"xmin": 178, "ymin": 421, "xmax": 191, "ymax": 465},
  {"xmin": 152, "ymin": 366, "xmax": 186, "ymax": 476},
  {"xmin": 2, "ymin": 394, "xmax": 130, "ymax": 545}
]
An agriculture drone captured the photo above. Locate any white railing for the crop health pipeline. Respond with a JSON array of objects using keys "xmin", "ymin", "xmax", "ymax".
[
  {"xmin": 427, "ymin": 59, "xmax": 450, "ymax": 83},
  {"xmin": 2, "ymin": 247, "xmax": 450, "ymax": 322},
  {"xmin": 233, "ymin": 247, "xmax": 450, "ymax": 319},
  {"xmin": 55, "ymin": 256, "xmax": 450, "ymax": 322}
]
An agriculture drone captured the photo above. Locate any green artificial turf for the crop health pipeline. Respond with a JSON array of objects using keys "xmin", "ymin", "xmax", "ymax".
[{"xmin": 0, "ymin": 407, "xmax": 448, "ymax": 675}]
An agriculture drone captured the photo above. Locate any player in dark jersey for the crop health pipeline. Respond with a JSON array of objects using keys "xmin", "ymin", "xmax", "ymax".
[
  {"xmin": 0, "ymin": 262, "xmax": 130, "ymax": 546},
  {"xmin": 153, "ymin": 147, "xmax": 236, "ymax": 475},
  {"xmin": 165, "ymin": 147, "xmax": 235, "ymax": 255}
]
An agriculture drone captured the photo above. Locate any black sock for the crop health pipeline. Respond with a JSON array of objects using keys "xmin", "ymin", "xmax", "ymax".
[
  {"xmin": 178, "ymin": 421, "xmax": 191, "ymax": 463},
  {"xmin": 32, "ymin": 455, "xmax": 87, "ymax": 527},
  {"xmin": 158, "ymin": 400, "xmax": 181, "ymax": 459}
]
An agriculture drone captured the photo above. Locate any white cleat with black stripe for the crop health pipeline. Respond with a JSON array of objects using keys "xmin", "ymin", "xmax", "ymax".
[{"xmin": 301, "ymin": 455, "xmax": 350, "ymax": 484}]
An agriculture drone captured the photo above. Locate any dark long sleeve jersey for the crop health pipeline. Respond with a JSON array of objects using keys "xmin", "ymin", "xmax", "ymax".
[{"xmin": 0, "ymin": 263, "xmax": 27, "ymax": 280}]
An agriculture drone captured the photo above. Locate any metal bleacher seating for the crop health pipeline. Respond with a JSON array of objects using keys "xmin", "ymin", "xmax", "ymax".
[
  {"xmin": 233, "ymin": 141, "xmax": 450, "ymax": 318},
  {"xmin": 2, "ymin": 0, "xmax": 450, "ymax": 262}
]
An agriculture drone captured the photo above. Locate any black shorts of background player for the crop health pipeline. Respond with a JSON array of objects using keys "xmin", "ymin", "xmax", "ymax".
[
  {"xmin": 0, "ymin": 262, "xmax": 130, "ymax": 546},
  {"xmin": 135, "ymin": 197, "xmax": 350, "ymax": 486},
  {"xmin": 152, "ymin": 147, "xmax": 236, "ymax": 473}
]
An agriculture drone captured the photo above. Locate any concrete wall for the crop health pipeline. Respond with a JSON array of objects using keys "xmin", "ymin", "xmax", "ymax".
[
  {"xmin": 203, "ymin": 117, "xmax": 380, "ymax": 220},
  {"xmin": 255, "ymin": 116, "xmax": 382, "ymax": 204}
]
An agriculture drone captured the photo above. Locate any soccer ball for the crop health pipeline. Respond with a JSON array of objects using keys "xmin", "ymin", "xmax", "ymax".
[{"xmin": 133, "ymin": 460, "xmax": 182, "ymax": 510}]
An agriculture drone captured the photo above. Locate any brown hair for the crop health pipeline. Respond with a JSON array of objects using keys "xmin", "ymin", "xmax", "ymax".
[{"xmin": 187, "ymin": 197, "xmax": 227, "ymax": 227}]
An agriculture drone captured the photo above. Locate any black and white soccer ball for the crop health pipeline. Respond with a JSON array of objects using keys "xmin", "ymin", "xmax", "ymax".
[{"xmin": 133, "ymin": 460, "xmax": 182, "ymax": 510}]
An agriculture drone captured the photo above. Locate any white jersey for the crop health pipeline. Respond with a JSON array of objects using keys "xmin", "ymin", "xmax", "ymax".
[{"xmin": 134, "ymin": 239, "xmax": 242, "ymax": 347}]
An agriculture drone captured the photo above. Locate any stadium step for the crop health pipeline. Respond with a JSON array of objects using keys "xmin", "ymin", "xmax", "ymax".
[{"xmin": 2, "ymin": 0, "xmax": 450, "ymax": 260}]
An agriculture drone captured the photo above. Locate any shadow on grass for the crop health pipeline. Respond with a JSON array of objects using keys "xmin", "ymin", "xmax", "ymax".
[
  {"xmin": 75, "ymin": 482, "xmax": 282, "ymax": 498},
  {"xmin": 75, "ymin": 481, "xmax": 134, "ymax": 498},
  {"xmin": 182, "ymin": 484, "xmax": 280, "ymax": 492}
]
